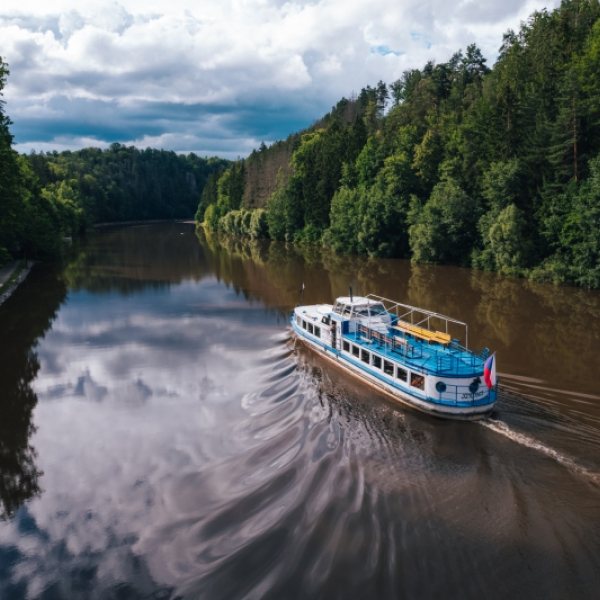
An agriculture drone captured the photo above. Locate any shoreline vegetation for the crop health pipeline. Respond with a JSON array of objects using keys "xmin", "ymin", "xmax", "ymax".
[
  {"xmin": 1, "ymin": 0, "xmax": 599, "ymax": 290},
  {"xmin": 199, "ymin": 0, "xmax": 600, "ymax": 290}
]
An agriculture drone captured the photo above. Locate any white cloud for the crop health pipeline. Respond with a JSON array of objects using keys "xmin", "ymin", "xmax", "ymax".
[{"xmin": 0, "ymin": 0, "xmax": 561, "ymax": 155}]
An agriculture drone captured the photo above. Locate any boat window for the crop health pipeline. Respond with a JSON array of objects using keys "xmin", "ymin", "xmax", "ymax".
[
  {"xmin": 315, "ymin": 326, "xmax": 321, "ymax": 338},
  {"xmin": 307, "ymin": 323, "xmax": 314, "ymax": 334},
  {"xmin": 410, "ymin": 373, "xmax": 425, "ymax": 390},
  {"xmin": 333, "ymin": 302, "xmax": 343, "ymax": 315},
  {"xmin": 372, "ymin": 355, "xmax": 382, "ymax": 369},
  {"xmin": 352, "ymin": 345, "xmax": 360, "ymax": 357},
  {"xmin": 354, "ymin": 305, "xmax": 370, "ymax": 317},
  {"xmin": 383, "ymin": 360, "xmax": 394, "ymax": 376},
  {"xmin": 302, "ymin": 320, "xmax": 307, "ymax": 330},
  {"xmin": 396, "ymin": 367, "xmax": 407, "ymax": 381},
  {"xmin": 369, "ymin": 303, "xmax": 387, "ymax": 316},
  {"xmin": 343, "ymin": 341, "xmax": 350, "ymax": 352},
  {"xmin": 322, "ymin": 315, "xmax": 331, "ymax": 325},
  {"xmin": 296, "ymin": 315, "xmax": 301, "ymax": 325},
  {"xmin": 343, "ymin": 305, "xmax": 352, "ymax": 316},
  {"xmin": 361, "ymin": 349, "xmax": 370, "ymax": 364}
]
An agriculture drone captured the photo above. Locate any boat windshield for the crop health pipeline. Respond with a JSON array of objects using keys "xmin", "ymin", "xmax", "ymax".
[
  {"xmin": 353, "ymin": 305, "xmax": 370, "ymax": 317},
  {"xmin": 369, "ymin": 303, "xmax": 387, "ymax": 316},
  {"xmin": 332, "ymin": 302, "xmax": 343, "ymax": 314}
]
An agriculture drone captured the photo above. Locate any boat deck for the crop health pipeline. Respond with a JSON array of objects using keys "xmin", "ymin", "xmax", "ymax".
[{"xmin": 344, "ymin": 325, "xmax": 485, "ymax": 376}]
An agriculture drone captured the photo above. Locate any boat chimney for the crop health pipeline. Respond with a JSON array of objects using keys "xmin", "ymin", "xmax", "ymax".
[{"xmin": 349, "ymin": 286, "xmax": 353, "ymax": 302}]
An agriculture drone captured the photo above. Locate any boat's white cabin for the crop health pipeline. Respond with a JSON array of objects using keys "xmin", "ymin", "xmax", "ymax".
[{"xmin": 331, "ymin": 296, "xmax": 391, "ymax": 333}]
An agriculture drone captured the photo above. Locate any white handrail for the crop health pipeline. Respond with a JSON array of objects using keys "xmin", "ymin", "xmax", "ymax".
[{"xmin": 365, "ymin": 293, "xmax": 469, "ymax": 348}]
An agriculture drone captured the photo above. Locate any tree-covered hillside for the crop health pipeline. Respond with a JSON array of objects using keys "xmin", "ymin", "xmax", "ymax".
[
  {"xmin": 202, "ymin": 0, "xmax": 600, "ymax": 288},
  {"xmin": 0, "ymin": 59, "xmax": 229, "ymax": 262}
]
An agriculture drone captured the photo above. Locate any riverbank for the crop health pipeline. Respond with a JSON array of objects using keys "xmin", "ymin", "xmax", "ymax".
[{"xmin": 0, "ymin": 260, "xmax": 36, "ymax": 307}]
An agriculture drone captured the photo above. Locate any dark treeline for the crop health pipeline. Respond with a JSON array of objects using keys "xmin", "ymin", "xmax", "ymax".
[
  {"xmin": 202, "ymin": 0, "xmax": 600, "ymax": 288},
  {"xmin": 0, "ymin": 60, "xmax": 229, "ymax": 263}
]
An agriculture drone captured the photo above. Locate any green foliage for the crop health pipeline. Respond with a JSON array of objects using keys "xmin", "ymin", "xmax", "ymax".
[
  {"xmin": 266, "ymin": 183, "xmax": 288, "ymax": 241},
  {"xmin": 0, "ymin": 56, "xmax": 23, "ymax": 260},
  {"xmin": 204, "ymin": 204, "xmax": 223, "ymax": 232},
  {"xmin": 481, "ymin": 159, "xmax": 521, "ymax": 212},
  {"xmin": 204, "ymin": 201, "xmax": 270, "ymax": 240},
  {"xmin": 324, "ymin": 150, "xmax": 416, "ymax": 258},
  {"xmin": 532, "ymin": 152, "xmax": 600, "ymax": 286},
  {"xmin": 0, "ymin": 60, "xmax": 87, "ymax": 261},
  {"xmin": 249, "ymin": 209, "xmax": 269, "ymax": 239},
  {"xmin": 323, "ymin": 187, "xmax": 364, "ymax": 254},
  {"xmin": 473, "ymin": 204, "xmax": 532, "ymax": 275},
  {"xmin": 26, "ymin": 146, "xmax": 229, "ymax": 225},
  {"xmin": 472, "ymin": 159, "xmax": 532, "ymax": 273},
  {"xmin": 217, "ymin": 0, "xmax": 600, "ymax": 288},
  {"xmin": 409, "ymin": 179, "xmax": 481, "ymax": 265},
  {"xmin": 355, "ymin": 137, "xmax": 384, "ymax": 187}
]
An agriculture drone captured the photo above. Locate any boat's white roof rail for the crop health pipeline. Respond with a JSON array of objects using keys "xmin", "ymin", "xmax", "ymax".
[{"xmin": 365, "ymin": 293, "xmax": 470, "ymax": 348}]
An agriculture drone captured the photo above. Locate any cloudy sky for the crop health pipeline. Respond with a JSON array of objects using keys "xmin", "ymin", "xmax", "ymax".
[{"xmin": 1, "ymin": 0, "xmax": 558, "ymax": 159}]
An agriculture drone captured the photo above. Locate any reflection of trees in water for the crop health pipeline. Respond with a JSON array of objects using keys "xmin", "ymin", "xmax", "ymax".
[
  {"xmin": 63, "ymin": 224, "xmax": 212, "ymax": 295},
  {"xmin": 201, "ymin": 229, "xmax": 320, "ymax": 312},
  {"xmin": 0, "ymin": 351, "xmax": 41, "ymax": 519},
  {"xmin": 470, "ymin": 271, "xmax": 539, "ymax": 347},
  {"xmin": 200, "ymin": 228, "xmax": 408, "ymax": 311},
  {"xmin": 471, "ymin": 272, "xmax": 600, "ymax": 387},
  {"xmin": 0, "ymin": 266, "xmax": 68, "ymax": 519},
  {"xmin": 198, "ymin": 230, "xmax": 600, "ymax": 396},
  {"xmin": 67, "ymin": 224, "xmax": 600, "ymax": 394}
]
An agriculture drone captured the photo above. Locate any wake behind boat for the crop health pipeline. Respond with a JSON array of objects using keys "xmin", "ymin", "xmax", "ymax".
[{"xmin": 291, "ymin": 292, "xmax": 497, "ymax": 420}]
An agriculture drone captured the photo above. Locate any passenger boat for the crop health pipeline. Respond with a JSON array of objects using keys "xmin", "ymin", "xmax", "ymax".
[{"xmin": 291, "ymin": 292, "xmax": 497, "ymax": 420}]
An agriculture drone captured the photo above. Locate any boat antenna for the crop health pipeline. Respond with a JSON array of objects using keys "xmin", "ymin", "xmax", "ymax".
[{"xmin": 349, "ymin": 286, "xmax": 353, "ymax": 302}]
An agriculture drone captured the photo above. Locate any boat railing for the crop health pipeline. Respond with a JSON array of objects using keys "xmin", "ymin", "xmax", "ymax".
[
  {"xmin": 355, "ymin": 323, "xmax": 487, "ymax": 374},
  {"xmin": 365, "ymin": 293, "xmax": 470, "ymax": 349},
  {"xmin": 356, "ymin": 324, "xmax": 424, "ymax": 360},
  {"xmin": 430, "ymin": 348, "xmax": 489, "ymax": 373}
]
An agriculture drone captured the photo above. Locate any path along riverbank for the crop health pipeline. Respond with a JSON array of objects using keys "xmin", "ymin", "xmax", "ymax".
[{"xmin": 0, "ymin": 259, "xmax": 36, "ymax": 307}]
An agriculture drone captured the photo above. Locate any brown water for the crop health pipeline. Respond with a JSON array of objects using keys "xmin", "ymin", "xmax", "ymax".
[{"xmin": 1, "ymin": 222, "xmax": 599, "ymax": 599}]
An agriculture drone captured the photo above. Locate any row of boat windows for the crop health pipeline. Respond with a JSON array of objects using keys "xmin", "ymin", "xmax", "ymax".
[
  {"xmin": 332, "ymin": 302, "xmax": 388, "ymax": 318},
  {"xmin": 342, "ymin": 341, "xmax": 425, "ymax": 391},
  {"xmin": 296, "ymin": 315, "xmax": 321, "ymax": 338}
]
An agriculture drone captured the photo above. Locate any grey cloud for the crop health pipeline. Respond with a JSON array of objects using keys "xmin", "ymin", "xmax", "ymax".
[
  {"xmin": 1, "ymin": 0, "xmax": 560, "ymax": 156},
  {"xmin": 456, "ymin": 0, "xmax": 531, "ymax": 24}
]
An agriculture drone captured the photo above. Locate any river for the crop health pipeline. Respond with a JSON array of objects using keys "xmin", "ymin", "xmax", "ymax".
[{"xmin": 1, "ymin": 222, "xmax": 599, "ymax": 599}]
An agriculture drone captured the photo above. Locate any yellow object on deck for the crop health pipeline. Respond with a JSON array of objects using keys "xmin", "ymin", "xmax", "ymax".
[{"xmin": 393, "ymin": 321, "xmax": 451, "ymax": 345}]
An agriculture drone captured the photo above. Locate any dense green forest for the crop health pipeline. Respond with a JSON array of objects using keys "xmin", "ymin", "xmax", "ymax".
[
  {"xmin": 0, "ymin": 60, "xmax": 229, "ymax": 262},
  {"xmin": 202, "ymin": 0, "xmax": 600, "ymax": 288}
]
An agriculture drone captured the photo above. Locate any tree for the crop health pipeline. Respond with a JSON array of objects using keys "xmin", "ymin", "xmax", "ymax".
[
  {"xmin": 323, "ymin": 186, "xmax": 364, "ymax": 253},
  {"xmin": 266, "ymin": 170, "xmax": 289, "ymax": 241},
  {"xmin": 409, "ymin": 179, "xmax": 481, "ymax": 265},
  {"xmin": 0, "ymin": 58, "xmax": 23, "ymax": 263}
]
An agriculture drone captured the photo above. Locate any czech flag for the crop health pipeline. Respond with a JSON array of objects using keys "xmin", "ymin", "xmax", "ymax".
[{"xmin": 483, "ymin": 353, "xmax": 497, "ymax": 389}]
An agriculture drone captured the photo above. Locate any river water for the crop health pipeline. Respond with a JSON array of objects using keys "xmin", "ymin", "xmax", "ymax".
[{"xmin": 1, "ymin": 222, "xmax": 599, "ymax": 599}]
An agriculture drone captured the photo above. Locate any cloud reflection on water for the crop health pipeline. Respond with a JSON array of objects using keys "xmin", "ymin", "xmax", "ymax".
[{"xmin": 1, "ymin": 224, "xmax": 600, "ymax": 599}]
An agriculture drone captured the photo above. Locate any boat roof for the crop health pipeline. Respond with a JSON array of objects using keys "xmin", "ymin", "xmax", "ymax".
[{"xmin": 334, "ymin": 296, "xmax": 383, "ymax": 306}]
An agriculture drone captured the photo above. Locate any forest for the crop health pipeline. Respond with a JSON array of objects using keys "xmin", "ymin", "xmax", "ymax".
[
  {"xmin": 0, "ymin": 60, "xmax": 229, "ymax": 262},
  {"xmin": 201, "ymin": 0, "xmax": 600, "ymax": 289}
]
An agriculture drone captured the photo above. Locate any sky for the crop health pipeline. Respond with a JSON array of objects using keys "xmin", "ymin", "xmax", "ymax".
[{"xmin": 1, "ymin": 0, "xmax": 559, "ymax": 159}]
